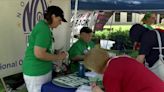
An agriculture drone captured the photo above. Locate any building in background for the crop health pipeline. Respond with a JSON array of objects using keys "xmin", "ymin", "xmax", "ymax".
[{"xmin": 106, "ymin": 12, "xmax": 162, "ymax": 25}]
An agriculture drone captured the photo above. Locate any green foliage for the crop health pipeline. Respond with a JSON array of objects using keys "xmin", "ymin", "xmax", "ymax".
[
  {"xmin": 0, "ymin": 81, "xmax": 5, "ymax": 92},
  {"xmin": 93, "ymin": 29, "xmax": 133, "ymax": 49},
  {"xmin": 108, "ymin": 30, "xmax": 133, "ymax": 49},
  {"xmin": 110, "ymin": 50, "xmax": 138, "ymax": 58},
  {"xmin": 104, "ymin": 25, "xmax": 132, "ymax": 31},
  {"xmin": 94, "ymin": 29, "xmax": 110, "ymax": 39}
]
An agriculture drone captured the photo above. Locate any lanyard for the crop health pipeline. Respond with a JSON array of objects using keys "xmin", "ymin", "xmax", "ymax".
[{"xmin": 50, "ymin": 28, "xmax": 55, "ymax": 54}]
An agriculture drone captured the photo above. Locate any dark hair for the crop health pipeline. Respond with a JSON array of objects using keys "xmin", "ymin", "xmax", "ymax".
[
  {"xmin": 44, "ymin": 6, "xmax": 66, "ymax": 24},
  {"xmin": 80, "ymin": 27, "xmax": 92, "ymax": 34},
  {"xmin": 44, "ymin": 13, "xmax": 52, "ymax": 24}
]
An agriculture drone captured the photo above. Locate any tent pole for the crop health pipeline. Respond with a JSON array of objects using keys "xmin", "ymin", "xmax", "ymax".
[
  {"xmin": 1, "ymin": 78, "xmax": 7, "ymax": 92},
  {"xmin": 71, "ymin": 0, "xmax": 78, "ymax": 45}
]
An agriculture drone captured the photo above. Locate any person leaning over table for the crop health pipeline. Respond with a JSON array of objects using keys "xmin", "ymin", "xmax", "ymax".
[
  {"xmin": 68, "ymin": 27, "xmax": 95, "ymax": 73},
  {"xmin": 84, "ymin": 46, "xmax": 164, "ymax": 92},
  {"xmin": 22, "ymin": 6, "xmax": 67, "ymax": 92}
]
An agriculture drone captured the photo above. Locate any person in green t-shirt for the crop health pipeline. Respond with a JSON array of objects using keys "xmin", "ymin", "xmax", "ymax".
[
  {"xmin": 22, "ymin": 6, "xmax": 67, "ymax": 92},
  {"xmin": 68, "ymin": 27, "xmax": 95, "ymax": 73}
]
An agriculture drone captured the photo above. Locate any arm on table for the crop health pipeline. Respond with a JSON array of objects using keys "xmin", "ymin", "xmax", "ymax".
[{"xmin": 91, "ymin": 83, "xmax": 104, "ymax": 92}]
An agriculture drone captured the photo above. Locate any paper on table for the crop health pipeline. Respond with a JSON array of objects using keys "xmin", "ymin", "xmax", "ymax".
[
  {"xmin": 85, "ymin": 72, "xmax": 103, "ymax": 86},
  {"xmin": 76, "ymin": 85, "xmax": 92, "ymax": 92},
  {"xmin": 85, "ymin": 71, "xmax": 99, "ymax": 77},
  {"xmin": 100, "ymin": 39, "xmax": 115, "ymax": 50}
]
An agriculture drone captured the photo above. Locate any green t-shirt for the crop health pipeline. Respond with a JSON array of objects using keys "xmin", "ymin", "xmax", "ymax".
[
  {"xmin": 22, "ymin": 20, "xmax": 53, "ymax": 76},
  {"xmin": 68, "ymin": 39, "xmax": 95, "ymax": 72},
  {"xmin": 143, "ymin": 24, "xmax": 154, "ymax": 30}
]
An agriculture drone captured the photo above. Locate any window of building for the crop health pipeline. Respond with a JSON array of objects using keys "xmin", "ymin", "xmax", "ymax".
[
  {"xmin": 115, "ymin": 13, "xmax": 120, "ymax": 22},
  {"xmin": 127, "ymin": 12, "xmax": 132, "ymax": 22}
]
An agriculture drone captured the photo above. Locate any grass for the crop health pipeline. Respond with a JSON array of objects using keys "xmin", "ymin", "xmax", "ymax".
[
  {"xmin": 153, "ymin": 24, "xmax": 164, "ymax": 29},
  {"xmin": 0, "ymin": 81, "xmax": 5, "ymax": 92},
  {"xmin": 110, "ymin": 50, "xmax": 139, "ymax": 58},
  {"xmin": 103, "ymin": 24, "xmax": 164, "ymax": 32},
  {"xmin": 103, "ymin": 25, "xmax": 132, "ymax": 31},
  {"xmin": 94, "ymin": 25, "xmax": 132, "ymax": 40}
]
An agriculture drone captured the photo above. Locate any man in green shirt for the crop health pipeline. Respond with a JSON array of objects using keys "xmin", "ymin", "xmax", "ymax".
[
  {"xmin": 22, "ymin": 6, "xmax": 67, "ymax": 92},
  {"xmin": 68, "ymin": 27, "xmax": 95, "ymax": 73}
]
